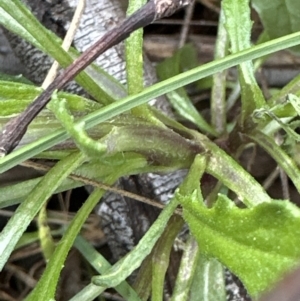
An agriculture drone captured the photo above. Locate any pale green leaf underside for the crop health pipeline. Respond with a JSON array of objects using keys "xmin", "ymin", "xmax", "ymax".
[
  {"xmin": 190, "ymin": 255, "xmax": 226, "ymax": 301},
  {"xmin": 180, "ymin": 193, "xmax": 300, "ymax": 297}
]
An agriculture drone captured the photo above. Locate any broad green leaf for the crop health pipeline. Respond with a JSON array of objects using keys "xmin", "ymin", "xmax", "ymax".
[
  {"xmin": 179, "ymin": 192, "xmax": 300, "ymax": 297},
  {"xmin": 252, "ymin": 0, "xmax": 300, "ymax": 54},
  {"xmin": 223, "ymin": 0, "xmax": 265, "ymax": 123}
]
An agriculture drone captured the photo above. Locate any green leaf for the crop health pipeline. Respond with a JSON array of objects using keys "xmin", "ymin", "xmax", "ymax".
[
  {"xmin": 269, "ymin": 73, "xmax": 300, "ymax": 104},
  {"xmin": 0, "ymin": 72, "xmax": 33, "ymax": 84},
  {"xmin": 73, "ymin": 236, "xmax": 142, "ymax": 301},
  {"xmin": 179, "ymin": 192, "xmax": 300, "ymax": 297},
  {"xmin": 0, "ymin": 152, "xmax": 85, "ymax": 271},
  {"xmin": 126, "ymin": 0, "xmax": 156, "ymax": 123},
  {"xmin": 48, "ymin": 93, "xmax": 107, "ymax": 156},
  {"xmin": 98, "ymin": 124, "xmax": 199, "ymax": 167},
  {"xmin": 223, "ymin": 0, "xmax": 252, "ymax": 52},
  {"xmin": 27, "ymin": 188, "xmax": 105, "ymax": 301},
  {"xmin": 0, "ymin": 0, "xmax": 126, "ymax": 104},
  {"xmin": 172, "ymin": 237, "xmax": 204, "ymax": 301},
  {"xmin": 0, "ymin": 154, "xmax": 148, "ymax": 208},
  {"xmin": 152, "ymin": 215, "xmax": 184, "ymax": 301},
  {"xmin": 126, "ymin": 0, "xmax": 146, "ymax": 95},
  {"xmin": 37, "ymin": 205, "xmax": 55, "ymax": 260},
  {"xmin": 157, "ymin": 45, "xmax": 217, "ymax": 136},
  {"xmin": 248, "ymin": 130, "xmax": 300, "ymax": 194},
  {"xmin": 223, "ymin": 0, "xmax": 265, "ymax": 123},
  {"xmin": 288, "ymin": 93, "xmax": 300, "ymax": 116},
  {"xmin": 253, "ymin": 107, "xmax": 300, "ymax": 142},
  {"xmin": 189, "ymin": 255, "xmax": 226, "ymax": 301},
  {"xmin": 2, "ymin": 29, "xmax": 300, "ymax": 172},
  {"xmin": 92, "ymin": 198, "xmax": 179, "ymax": 288},
  {"xmin": 194, "ymin": 132, "xmax": 272, "ymax": 207},
  {"xmin": 26, "ymin": 155, "xmax": 145, "ymax": 301},
  {"xmin": 0, "ymin": 177, "xmax": 84, "ymax": 209},
  {"xmin": 211, "ymin": 9, "xmax": 228, "ymax": 135},
  {"xmin": 0, "ymin": 80, "xmax": 101, "ymax": 116},
  {"xmin": 252, "ymin": 0, "xmax": 300, "ymax": 54}
]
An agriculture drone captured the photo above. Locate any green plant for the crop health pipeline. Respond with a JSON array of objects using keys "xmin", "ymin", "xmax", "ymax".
[{"xmin": 1, "ymin": 0, "xmax": 300, "ymax": 300}]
